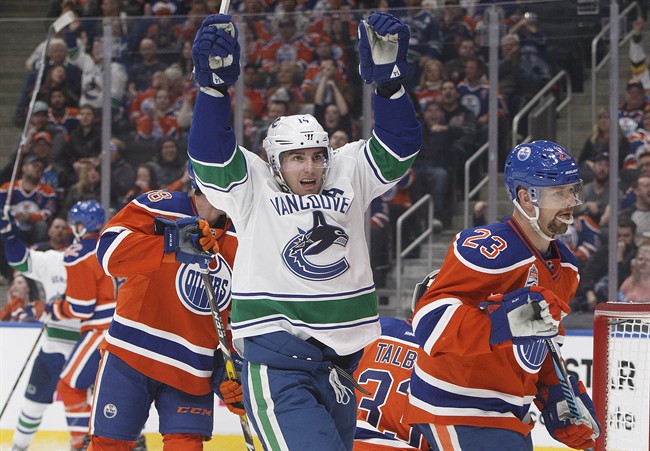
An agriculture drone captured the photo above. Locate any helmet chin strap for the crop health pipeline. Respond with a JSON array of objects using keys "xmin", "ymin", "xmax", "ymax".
[
  {"xmin": 72, "ymin": 226, "xmax": 86, "ymax": 243},
  {"xmin": 513, "ymin": 200, "xmax": 556, "ymax": 242}
]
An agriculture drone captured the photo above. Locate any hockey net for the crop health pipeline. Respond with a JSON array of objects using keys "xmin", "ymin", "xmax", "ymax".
[{"xmin": 593, "ymin": 303, "xmax": 650, "ymax": 451}]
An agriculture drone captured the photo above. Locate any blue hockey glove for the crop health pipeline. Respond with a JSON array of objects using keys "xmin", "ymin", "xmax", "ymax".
[
  {"xmin": 479, "ymin": 286, "xmax": 570, "ymax": 345},
  {"xmin": 535, "ymin": 376, "xmax": 600, "ymax": 450},
  {"xmin": 192, "ymin": 14, "xmax": 240, "ymax": 90},
  {"xmin": 0, "ymin": 211, "xmax": 17, "ymax": 239},
  {"xmin": 212, "ymin": 351, "xmax": 245, "ymax": 416},
  {"xmin": 358, "ymin": 12, "xmax": 410, "ymax": 86},
  {"xmin": 156, "ymin": 216, "xmax": 216, "ymax": 268}
]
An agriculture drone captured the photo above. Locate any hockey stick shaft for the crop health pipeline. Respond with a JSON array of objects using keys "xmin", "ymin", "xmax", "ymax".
[
  {"xmin": 0, "ymin": 324, "xmax": 46, "ymax": 421},
  {"xmin": 3, "ymin": 12, "xmax": 74, "ymax": 217},
  {"xmin": 200, "ymin": 271, "xmax": 256, "ymax": 451}
]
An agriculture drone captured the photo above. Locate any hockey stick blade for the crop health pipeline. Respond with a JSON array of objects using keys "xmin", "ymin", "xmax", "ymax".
[{"xmin": 200, "ymin": 271, "xmax": 256, "ymax": 451}]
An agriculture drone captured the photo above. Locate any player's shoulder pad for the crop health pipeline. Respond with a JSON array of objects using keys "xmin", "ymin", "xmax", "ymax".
[
  {"xmin": 379, "ymin": 317, "xmax": 418, "ymax": 345},
  {"xmin": 63, "ymin": 238, "xmax": 97, "ymax": 264},
  {"xmin": 131, "ymin": 190, "xmax": 195, "ymax": 217},
  {"xmin": 555, "ymin": 238, "xmax": 579, "ymax": 271},
  {"xmin": 453, "ymin": 221, "xmax": 535, "ymax": 273}
]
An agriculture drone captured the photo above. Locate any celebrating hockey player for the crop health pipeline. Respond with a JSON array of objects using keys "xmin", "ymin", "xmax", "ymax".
[
  {"xmin": 41, "ymin": 201, "xmax": 118, "ymax": 450},
  {"xmin": 188, "ymin": 11, "xmax": 421, "ymax": 450},
  {"xmin": 0, "ymin": 216, "xmax": 78, "ymax": 451},
  {"xmin": 88, "ymin": 169, "xmax": 238, "ymax": 450},
  {"xmin": 404, "ymin": 141, "xmax": 600, "ymax": 450}
]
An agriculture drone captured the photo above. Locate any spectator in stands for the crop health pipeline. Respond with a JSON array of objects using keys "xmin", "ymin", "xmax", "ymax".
[
  {"xmin": 557, "ymin": 213, "xmax": 601, "ymax": 265},
  {"xmin": 238, "ymin": 0, "xmax": 272, "ymax": 65},
  {"xmin": 0, "ymin": 154, "xmax": 58, "ymax": 245},
  {"xmin": 29, "ymin": 131, "xmax": 62, "ymax": 197},
  {"xmin": 313, "ymin": 59, "xmax": 353, "ymax": 138},
  {"xmin": 135, "ymin": 88, "xmax": 180, "ymax": 141},
  {"xmin": 622, "ymin": 174, "xmax": 650, "ymax": 245},
  {"xmin": 120, "ymin": 163, "xmax": 160, "ymax": 208},
  {"xmin": 63, "ymin": 161, "xmax": 101, "ymax": 211},
  {"xmin": 412, "ymin": 100, "xmax": 453, "ymax": 228},
  {"xmin": 147, "ymin": 1, "xmax": 182, "ymax": 66},
  {"xmin": 269, "ymin": 0, "xmax": 310, "ymax": 35},
  {"xmin": 129, "ymin": 69, "xmax": 170, "ymax": 127},
  {"xmin": 330, "ymin": 129, "xmax": 350, "ymax": 150},
  {"xmin": 108, "ymin": 137, "xmax": 136, "ymax": 210},
  {"xmin": 47, "ymin": 87, "xmax": 81, "ymax": 137},
  {"xmin": 445, "ymin": 37, "xmax": 478, "ymax": 83},
  {"xmin": 39, "ymin": 63, "xmax": 80, "ymax": 108},
  {"xmin": 64, "ymin": 22, "xmax": 128, "ymax": 116},
  {"xmin": 506, "ymin": 11, "xmax": 551, "ymax": 85},
  {"xmin": 253, "ymin": 94, "xmax": 290, "ymax": 160},
  {"xmin": 302, "ymin": 40, "xmax": 349, "ymax": 102},
  {"xmin": 583, "ymin": 152, "xmax": 620, "ymax": 226},
  {"xmin": 33, "ymin": 216, "xmax": 71, "ymax": 251},
  {"xmin": 619, "ymin": 80, "xmax": 647, "ymax": 141},
  {"xmin": 412, "ymin": 58, "xmax": 445, "ymax": 112},
  {"xmin": 0, "ymin": 274, "xmax": 43, "ymax": 322},
  {"xmin": 169, "ymin": 39, "xmax": 195, "ymax": 81},
  {"xmin": 260, "ymin": 16, "xmax": 313, "ymax": 73},
  {"xmin": 307, "ymin": 10, "xmax": 357, "ymax": 68},
  {"xmin": 15, "ymin": 38, "xmax": 82, "ymax": 127},
  {"xmin": 580, "ymin": 107, "xmax": 626, "ymax": 183},
  {"xmin": 127, "ymin": 38, "xmax": 168, "ymax": 97},
  {"xmin": 618, "ymin": 244, "xmax": 650, "ymax": 303},
  {"xmin": 179, "ymin": 0, "xmax": 211, "ymax": 42},
  {"xmin": 622, "ymin": 151, "xmax": 650, "ymax": 209},
  {"xmin": 458, "ymin": 56, "xmax": 508, "ymax": 145},
  {"xmin": 440, "ymin": 0, "xmax": 475, "ymax": 61},
  {"xmin": 57, "ymin": 104, "xmax": 101, "ymax": 185},
  {"xmin": 267, "ymin": 62, "xmax": 306, "ymax": 115},
  {"xmin": 150, "ymin": 137, "xmax": 185, "ymax": 189},
  {"xmin": 576, "ymin": 215, "xmax": 637, "ymax": 311},
  {"xmin": 624, "ymin": 108, "xmax": 650, "ymax": 165}
]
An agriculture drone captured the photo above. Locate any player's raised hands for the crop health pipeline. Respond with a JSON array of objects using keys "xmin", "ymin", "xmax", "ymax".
[
  {"xmin": 156, "ymin": 216, "xmax": 218, "ymax": 268},
  {"xmin": 358, "ymin": 11, "xmax": 410, "ymax": 86},
  {"xmin": 192, "ymin": 14, "xmax": 240, "ymax": 90},
  {"xmin": 480, "ymin": 286, "xmax": 571, "ymax": 344}
]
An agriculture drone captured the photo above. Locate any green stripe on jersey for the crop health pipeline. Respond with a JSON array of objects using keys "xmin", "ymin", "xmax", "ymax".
[
  {"xmin": 46, "ymin": 326, "xmax": 80, "ymax": 342},
  {"xmin": 231, "ymin": 292, "xmax": 377, "ymax": 324},
  {"xmin": 193, "ymin": 150, "xmax": 247, "ymax": 190},
  {"xmin": 10, "ymin": 261, "xmax": 30, "ymax": 273},
  {"xmin": 368, "ymin": 137, "xmax": 416, "ymax": 181}
]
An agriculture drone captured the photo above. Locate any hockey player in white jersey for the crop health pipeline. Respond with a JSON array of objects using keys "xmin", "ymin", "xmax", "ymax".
[
  {"xmin": 1, "ymin": 214, "xmax": 79, "ymax": 450},
  {"xmin": 188, "ymin": 11, "xmax": 421, "ymax": 450}
]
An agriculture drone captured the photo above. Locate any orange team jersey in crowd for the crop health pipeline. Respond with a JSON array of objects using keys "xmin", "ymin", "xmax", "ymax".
[
  {"xmin": 354, "ymin": 317, "xmax": 429, "ymax": 451},
  {"xmin": 405, "ymin": 217, "xmax": 579, "ymax": 437},
  {"xmin": 95, "ymin": 189, "xmax": 238, "ymax": 396},
  {"xmin": 50, "ymin": 235, "xmax": 119, "ymax": 333}
]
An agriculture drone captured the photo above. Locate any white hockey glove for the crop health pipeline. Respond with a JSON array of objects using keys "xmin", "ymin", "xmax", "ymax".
[
  {"xmin": 479, "ymin": 286, "xmax": 570, "ymax": 344},
  {"xmin": 192, "ymin": 14, "xmax": 240, "ymax": 91},
  {"xmin": 358, "ymin": 11, "xmax": 410, "ymax": 87}
]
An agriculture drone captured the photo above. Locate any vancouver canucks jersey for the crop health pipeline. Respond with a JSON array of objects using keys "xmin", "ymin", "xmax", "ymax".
[
  {"xmin": 405, "ymin": 217, "xmax": 579, "ymax": 436},
  {"xmin": 188, "ymin": 90, "xmax": 421, "ymax": 356}
]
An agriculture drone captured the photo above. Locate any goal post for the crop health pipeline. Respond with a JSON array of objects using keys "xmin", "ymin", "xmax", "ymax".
[{"xmin": 593, "ymin": 303, "xmax": 650, "ymax": 451}]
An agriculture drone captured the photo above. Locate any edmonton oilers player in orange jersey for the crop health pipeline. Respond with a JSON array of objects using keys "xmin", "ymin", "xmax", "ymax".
[
  {"xmin": 89, "ymin": 165, "xmax": 240, "ymax": 450},
  {"xmin": 404, "ymin": 141, "xmax": 600, "ymax": 450},
  {"xmin": 353, "ymin": 272, "xmax": 437, "ymax": 451}
]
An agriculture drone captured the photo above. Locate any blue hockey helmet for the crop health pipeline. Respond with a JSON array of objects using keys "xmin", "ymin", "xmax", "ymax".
[
  {"xmin": 68, "ymin": 200, "xmax": 105, "ymax": 240},
  {"xmin": 504, "ymin": 140, "xmax": 583, "ymax": 209}
]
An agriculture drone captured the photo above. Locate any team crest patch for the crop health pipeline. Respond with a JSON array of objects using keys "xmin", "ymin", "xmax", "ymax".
[
  {"xmin": 175, "ymin": 254, "xmax": 232, "ymax": 315},
  {"xmin": 104, "ymin": 404, "xmax": 117, "ymax": 419},
  {"xmin": 282, "ymin": 211, "xmax": 349, "ymax": 281},
  {"xmin": 513, "ymin": 339, "xmax": 547, "ymax": 373},
  {"xmin": 517, "ymin": 146, "xmax": 532, "ymax": 161},
  {"xmin": 525, "ymin": 264, "xmax": 539, "ymax": 287}
]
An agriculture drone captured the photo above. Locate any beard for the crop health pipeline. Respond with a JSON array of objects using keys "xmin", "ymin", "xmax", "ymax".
[{"xmin": 541, "ymin": 210, "xmax": 573, "ymax": 237}]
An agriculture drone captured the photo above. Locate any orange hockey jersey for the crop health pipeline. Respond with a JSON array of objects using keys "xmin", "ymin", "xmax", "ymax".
[
  {"xmin": 96, "ymin": 190, "xmax": 237, "ymax": 396},
  {"xmin": 404, "ymin": 217, "xmax": 579, "ymax": 436}
]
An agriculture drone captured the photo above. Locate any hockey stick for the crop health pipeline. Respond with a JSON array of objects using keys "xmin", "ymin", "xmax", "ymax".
[
  {"xmin": 200, "ymin": 270, "xmax": 256, "ymax": 451},
  {"xmin": 3, "ymin": 11, "xmax": 74, "ymax": 219},
  {"xmin": 0, "ymin": 324, "xmax": 46, "ymax": 421}
]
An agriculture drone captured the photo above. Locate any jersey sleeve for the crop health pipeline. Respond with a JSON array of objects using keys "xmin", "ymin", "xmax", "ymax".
[
  {"xmin": 53, "ymin": 252, "xmax": 98, "ymax": 320},
  {"xmin": 96, "ymin": 191, "xmax": 185, "ymax": 277}
]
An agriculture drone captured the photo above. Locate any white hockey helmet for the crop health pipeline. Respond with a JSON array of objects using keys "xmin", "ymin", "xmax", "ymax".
[{"xmin": 263, "ymin": 114, "xmax": 331, "ymax": 193}]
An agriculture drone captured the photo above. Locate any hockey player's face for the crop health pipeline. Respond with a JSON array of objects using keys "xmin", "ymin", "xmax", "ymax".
[
  {"xmin": 538, "ymin": 205, "xmax": 573, "ymax": 237},
  {"xmin": 280, "ymin": 148, "xmax": 327, "ymax": 195},
  {"xmin": 195, "ymin": 193, "xmax": 226, "ymax": 226}
]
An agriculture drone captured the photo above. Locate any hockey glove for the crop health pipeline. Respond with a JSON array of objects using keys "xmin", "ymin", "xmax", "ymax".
[
  {"xmin": 358, "ymin": 12, "xmax": 410, "ymax": 86},
  {"xmin": 535, "ymin": 376, "xmax": 600, "ymax": 450},
  {"xmin": 192, "ymin": 14, "xmax": 240, "ymax": 90},
  {"xmin": 0, "ymin": 212, "xmax": 17, "ymax": 238},
  {"xmin": 479, "ymin": 286, "xmax": 570, "ymax": 345},
  {"xmin": 156, "ymin": 216, "xmax": 217, "ymax": 268},
  {"xmin": 212, "ymin": 351, "xmax": 246, "ymax": 416}
]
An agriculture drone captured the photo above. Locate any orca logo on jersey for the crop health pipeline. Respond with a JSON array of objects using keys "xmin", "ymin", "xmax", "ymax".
[
  {"xmin": 513, "ymin": 339, "xmax": 548, "ymax": 373},
  {"xmin": 176, "ymin": 254, "xmax": 232, "ymax": 315},
  {"xmin": 282, "ymin": 211, "xmax": 350, "ymax": 281}
]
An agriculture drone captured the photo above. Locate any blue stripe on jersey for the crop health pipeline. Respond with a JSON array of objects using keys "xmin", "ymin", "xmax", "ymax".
[
  {"xmin": 231, "ymin": 313, "xmax": 379, "ymax": 332},
  {"xmin": 412, "ymin": 303, "xmax": 454, "ymax": 349},
  {"xmin": 410, "ymin": 372, "xmax": 530, "ymax": 420},
  {"xmin": 108, "ymin": 319, "xmax": 213, "ymax": 372}
]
